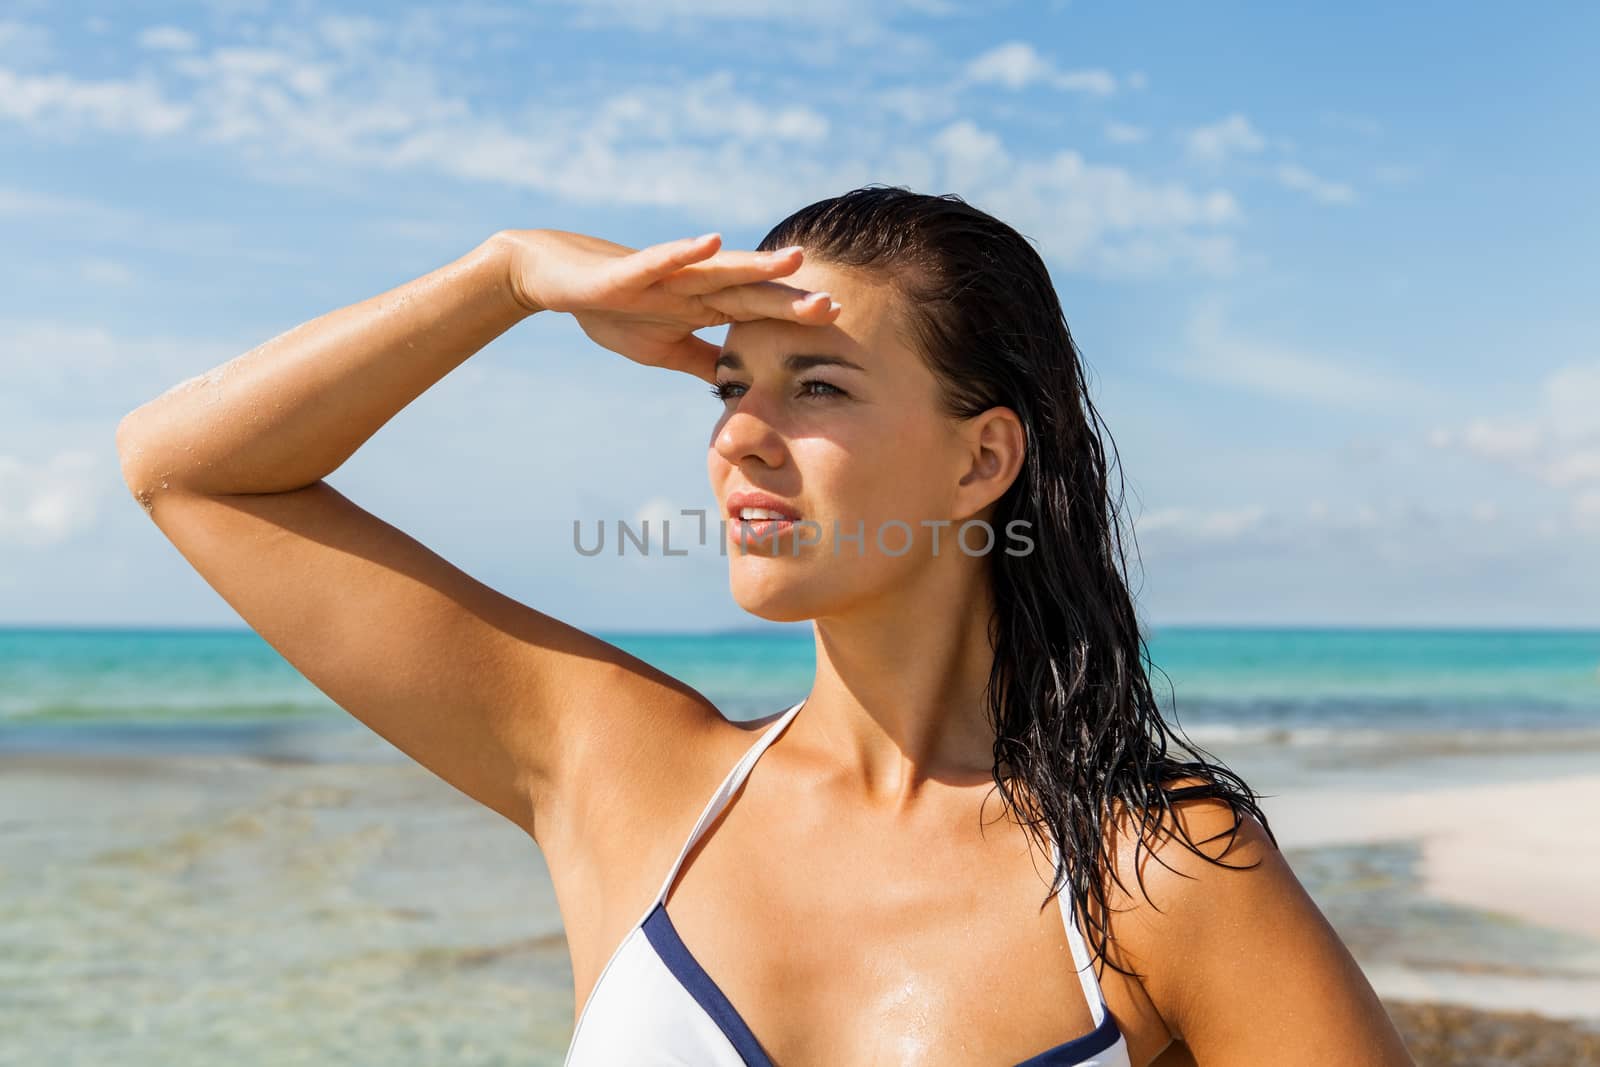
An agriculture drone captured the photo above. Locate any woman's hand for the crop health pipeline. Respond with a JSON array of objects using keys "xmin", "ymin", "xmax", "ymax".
[{"xmin": 492, "ymin": 228, "xmax": 840, "ymax": 383}]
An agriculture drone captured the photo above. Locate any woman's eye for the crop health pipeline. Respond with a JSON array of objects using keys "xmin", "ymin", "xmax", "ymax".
[
  {"xmin": 708, "ymin": 380, "xmax": 846, "ymax": 402},
  {"xmin": 799, "ymin": 379, "xmax": 846, "ymax": 399}
]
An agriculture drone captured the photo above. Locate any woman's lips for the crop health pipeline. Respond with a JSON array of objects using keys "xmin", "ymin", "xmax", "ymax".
[
  {"xmin": 728, "ymin": 515, "xmax": 798, "ymax": 548},
  {"xmin": 726, "ymin": 490, "xmax": 801, "ymax": 522}
]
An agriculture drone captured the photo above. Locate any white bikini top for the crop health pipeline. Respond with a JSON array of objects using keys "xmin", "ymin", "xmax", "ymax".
[{"xmin": 563, "ymin": 698, "xmax": 1132, "ymax": 1066}]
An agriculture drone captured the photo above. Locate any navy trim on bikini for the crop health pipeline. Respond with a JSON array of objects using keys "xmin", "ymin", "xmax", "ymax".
[
  {"xmin": 643, "ymin": 902, "xmax": 777, "ymax": 1067},
  {"xmin": 644, "ymin": 900, "xmax": 1123, "ymax": 1067},
  {"xmin": 1013, "ymin": 1006, "xmax": 1123, "ymax": 1065}
]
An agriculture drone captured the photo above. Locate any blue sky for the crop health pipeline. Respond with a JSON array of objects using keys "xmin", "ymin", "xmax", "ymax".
[{"xmin": 2, "ymin": 1, "xmax": 1597, "ymax": 630}]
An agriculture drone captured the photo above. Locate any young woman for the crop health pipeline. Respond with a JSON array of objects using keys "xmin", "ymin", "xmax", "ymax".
[{"xmin": 117, "ymin": 186, "xmax": 1415, "ymax": 1066}]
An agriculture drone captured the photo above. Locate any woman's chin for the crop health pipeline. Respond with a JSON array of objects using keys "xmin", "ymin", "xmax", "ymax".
[{"xmin": 729, "ymin": 571, "xmax": 828, "ymax": 623}]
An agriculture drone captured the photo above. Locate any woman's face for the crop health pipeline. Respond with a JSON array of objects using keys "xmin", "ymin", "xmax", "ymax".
[{"xmin": 708, "ymin": 260, "xmax": 984, "ymax": 622}]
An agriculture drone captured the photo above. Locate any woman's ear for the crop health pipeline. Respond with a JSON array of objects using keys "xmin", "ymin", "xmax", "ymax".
[{"xmin": 955, "ymin": 406, "xmax": 1025, "ymax": 517}]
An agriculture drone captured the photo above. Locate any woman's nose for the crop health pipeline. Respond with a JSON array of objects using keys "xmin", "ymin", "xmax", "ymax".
[{"xmin": 712, "ymin": 404, "xmax": 787, "ymax": 469}]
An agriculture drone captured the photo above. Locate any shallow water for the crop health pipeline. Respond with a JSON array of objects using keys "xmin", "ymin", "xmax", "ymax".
[
  {"xmin": 0, "ymin": 749, "xmax": 576, "ymax": 1066},
  {"xmin": 4, "ymin": 626, "xmax": 1600, "ymax": 1062},
  {"xmin": 4, "ymin": 727, "xmax": 1600, "ymax": 1064}
]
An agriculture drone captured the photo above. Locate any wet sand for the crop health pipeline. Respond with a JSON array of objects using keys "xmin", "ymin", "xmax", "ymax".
[
  {"xmin": 1386, "ymin": 1001, "xmax": 1600, "ymax": 1066},
  {"xmin": 2, "ymin": 726, "xmax": 1598, "ymax": 1065}
]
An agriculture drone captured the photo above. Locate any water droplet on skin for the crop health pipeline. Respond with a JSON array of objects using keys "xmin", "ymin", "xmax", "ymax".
[{"xmin": 157, "ymin": 373, "xmax": 206, "ymax": 401}]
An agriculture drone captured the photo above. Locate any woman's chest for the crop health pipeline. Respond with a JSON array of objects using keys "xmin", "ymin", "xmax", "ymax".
[{"xmin": 656, "ymin": 790, "xmax": 1145, "ymax": 1065}]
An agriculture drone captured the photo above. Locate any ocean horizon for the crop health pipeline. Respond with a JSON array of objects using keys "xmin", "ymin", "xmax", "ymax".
[{"xmin": 3, "ymin": 624, "xmax": 1597, "ymax": 759}]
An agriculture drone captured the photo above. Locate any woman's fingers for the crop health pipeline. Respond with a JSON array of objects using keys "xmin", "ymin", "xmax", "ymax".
[
  {"xmin": 619, "ymin": 233, "xmax": 724, "ymax": 289},
  {"xmin": 702, "ymin": 280, "xmax": 841, "ymax": 324},
  {"xmin": 659, "ymin": 246, "xmax": 805, "ymax": 297},
  {"xmin": 663, "ymin": 333, "xmax": 725, "ymax": 384}
]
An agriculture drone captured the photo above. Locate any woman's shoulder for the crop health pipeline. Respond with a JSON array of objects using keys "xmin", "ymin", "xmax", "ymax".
[
  {"xmin": 1096, "ymin": 776, "xmax": 1408, "ymax": 1060},
  {"xmin": 545, "ymin": 689, "xmax": 767, "ymax": 857},
  {"xmin": 1106, "ymin": 773, "xmax": 1273, "ymax": 872},
  {"xmin": 541, "ymin": 691, "xmax": 780, "ymax": 998},
  {"xmin": 1093, "ymin": 774, "xmax": 1280, "ymax": 1007},
  {"xmin": 1100, "ymin": 773, "xmax": 1278, "ymax": 934}
]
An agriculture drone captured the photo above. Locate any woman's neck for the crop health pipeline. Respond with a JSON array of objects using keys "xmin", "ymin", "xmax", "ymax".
[{"xmin": 800, "ymin": 563, "xmax": 1001, "ymax": 809}]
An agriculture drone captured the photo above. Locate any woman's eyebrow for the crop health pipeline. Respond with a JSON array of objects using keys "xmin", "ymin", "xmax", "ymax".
[{"xmin": 715, "ymin": 352, "xmax": 869, "ymax": 374}]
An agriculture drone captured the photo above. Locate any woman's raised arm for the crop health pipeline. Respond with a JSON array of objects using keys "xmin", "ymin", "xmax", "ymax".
[{"xmin": 114, "ymin": 229, "xmax": 837, "ymax": 843}]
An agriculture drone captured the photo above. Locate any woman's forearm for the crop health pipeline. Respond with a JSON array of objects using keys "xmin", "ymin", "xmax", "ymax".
[{"xmin": 117, "ymin": 231, "xmax": 533, "ymax": 500}]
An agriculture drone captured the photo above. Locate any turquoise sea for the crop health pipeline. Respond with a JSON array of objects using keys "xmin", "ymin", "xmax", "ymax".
[
  {"xmin": 3, "ymin": 624, "xmax": 1598, "ymax": 755},
  {"xmin": 4, "ymin": 624, "xmax": 1600, "ymax": 1064}
]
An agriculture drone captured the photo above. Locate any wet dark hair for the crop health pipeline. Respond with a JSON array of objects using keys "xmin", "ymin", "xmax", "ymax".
[{"xmin": 755, "ymin": 184, "xmax": 1275, "ymax": 978}]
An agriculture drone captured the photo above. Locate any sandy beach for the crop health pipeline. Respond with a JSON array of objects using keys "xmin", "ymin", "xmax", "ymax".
[
  {"xmin": 1271, "ymin": 777, "xmax": 1600, "ymax": 1048},
  {"xmin": 1273, "ymin": 771, "xmax": 1600, "ymax": 944},
  {"xmin": 2, "ymin": 722, "xmax": 1598, "ymax": 1065}
]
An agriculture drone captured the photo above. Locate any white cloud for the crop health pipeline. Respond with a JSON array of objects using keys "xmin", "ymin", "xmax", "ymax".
[
  {"xmin": 137, "ymin": 26, "xmax": 198, "ymax": 52},
  {"xmin": 1426, "ymin": 359, "xmax": 1600, "ymax": 532},
  {"xmin": 560, "ymin": 0, "xmax": 865, "ymax": 21},
  {"xmin": 1089, "ymin": 231, "xmax": 1237, "ymax": 278},
  {"xmin": 1174, "ymin": 301, "xmax": 1433, "ymax": 413},
  {"xmin": 1104, "ymin": 121, "xmax": 1147, "ymax": 144},
  {"xmin": 1459, "ymin": 418, "xmax": 1542, "ymax": 462},
  {"xmin": 929, "ymin": 119, "xmax": 1242, "ymax": 277},
  {"xmin": 1430, "ymin": 361, "xmax": 1600, "ymax": 483},
  {"xmin": 546, "ymin": 0, "xmax": 939, "ymax": 61},
  {"xmin": 875, "ymin": 84, "xmax": 961, "ymax": 124},
  {"xmin": 591, "ymin": 71, "xmax": 829, "ymax": 144},
  {"xmin": 930, "ymin": 118, "xmax": 1006, "ymax": 189},
  {"xmin": 1, "ymin": 39, "xmax": 836, "ymax": 223},
  {"xmin": 1574, "ymin": 490, "xmax": 1600, "ymax": 533},
  {"xmin": 1542, "ymin": 362, "xmax": 1600, "ymax": 439},
  {"xmin": 1373, "ymin": 163, "xmax": 1422, "ymax": 185},
  {"xmin": 1134, "ymin": 504, "xmax": 1268, "ymax": 540},
  {"xmin": 0, "ymin": 317, "xmax": 239, "ymax": 415},
  {"xmin": 634, "ymin": 496, "xmax": 681, "ymax": 529},
  {"xmin": 963, "ymin": 42, "xmax": 1118, "ymax": 96},
  {"xmin": 0, "ymin": 449, "xmax": 103, "ymax": 546},
  {"xmin": 0, "ymin": 183, "xmax": 286, "ymax": 265},
  {"xmin": 1052, "ymin": 68, "xmax": 1118, "ymax": 96},
  {"xmin": 1180, "ymin": 116, "xmax": 1356, "ymax": 264},
  {"xmin": 1544, "ymin": 450, "xmax": 1600, "ymax": 488},
  {"xmin": 0, "ymin": 20, "xmax": 1233, "ymax": 277},
  {"xmin": 0, "ymin": 66, "xmax": 190, "ymax": 135},
  {"xmin": 0, "ymin": 18, "xmax": 51, "ymax": 63},
  {"xmin": 80, "ymin": 259, "xmax": 134, "ymax": 285},
  {"xmin": 1322, "ymin": 111, "xmax": 1381, "ymax": 137},
  {"xmin": 965, "ymin": 44, "xmax": 1046, "ymax": 88},
  {"xmin": 1184, "ymin": 113, "xmax": 1265, "ymax": 164},
  {"xmin": 0, "ymin": 184, "xmax": 114, "ymax": 217},
  {"xmin": 1130, "ymin": 493, "xmax": 1573, "ymax": 574},
  {"xmin": 1276, "ymin": 162, "xmax": 1355, "ymax": 204},
  {"xmin": 622, "ymin": 496, "xmax": 717, "ymax": 563}
]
